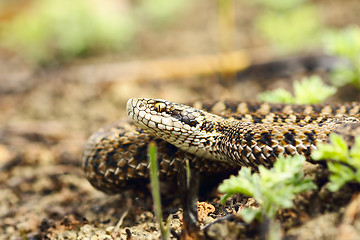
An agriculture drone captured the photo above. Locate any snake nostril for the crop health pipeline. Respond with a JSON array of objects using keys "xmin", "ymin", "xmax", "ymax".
[{"xmin": 138, "ymin": 102, "xmax": 145, "ymax": 110}]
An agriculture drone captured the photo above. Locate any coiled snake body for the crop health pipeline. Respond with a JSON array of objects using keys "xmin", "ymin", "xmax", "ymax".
[{"xmin": 83, "ymin": 98, "xmax": 360, "ymax": 193}]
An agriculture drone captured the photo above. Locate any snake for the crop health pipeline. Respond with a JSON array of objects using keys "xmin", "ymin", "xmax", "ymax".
[{"xmin": 82, "ymin": 98, "xmax": 360, "ymax": 193}]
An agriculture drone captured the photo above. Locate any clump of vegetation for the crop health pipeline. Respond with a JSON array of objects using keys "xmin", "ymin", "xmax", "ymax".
[
  {"xmin": 252, "ymin": 0, "xmax": 323, "ymax": 53},
  {"xmin": 324, "ymin": 26, "xmax": 360, "ymax": 89},
  {"xmin": 0, "ymin": 0, "xmax": 136, "ymax": 64},
  {"xmin": 312, "ymin": 134, "xmax": 360, "ymax": 192},
  {"xmin": 258, "ymin": 75, "xmax": 337, "ymax": 104},
  {"xmin": 219, "ymin": 155, "xmax": 317, "ymax": 223},
  {"xmin": 0, "ymin": 0, "xmax": 189, "ymax": 64}
]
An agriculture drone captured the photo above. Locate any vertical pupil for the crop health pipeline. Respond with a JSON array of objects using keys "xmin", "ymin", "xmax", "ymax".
[{"xmin": 155, "ymin": 103, "xmax": 164, "ymax": 112}]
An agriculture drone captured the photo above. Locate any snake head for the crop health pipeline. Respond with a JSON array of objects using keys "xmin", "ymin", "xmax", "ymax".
[{"xmin": 126, "ymin": 98, "xmax": 222, "ymax": 158}]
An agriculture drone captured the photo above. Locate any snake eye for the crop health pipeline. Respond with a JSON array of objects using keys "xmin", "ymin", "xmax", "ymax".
[{"xmin": 154, "ymin": 102, "xmax": 166, "ymax": 113}]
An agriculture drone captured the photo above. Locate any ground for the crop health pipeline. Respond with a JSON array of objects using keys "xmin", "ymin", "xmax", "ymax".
[{"xmin": 1, "ymin": 1, "xmax": 360, "ymax": 239}]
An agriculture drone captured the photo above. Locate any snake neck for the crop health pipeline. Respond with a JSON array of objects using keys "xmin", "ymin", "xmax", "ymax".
[{"xmin": 193, "ymin": 119, "xmax": 335, "ymax": 168}]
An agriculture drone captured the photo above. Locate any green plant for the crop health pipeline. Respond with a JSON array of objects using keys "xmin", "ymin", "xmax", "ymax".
[
  {"xmin": 252, "ymin": 0, "xmax": 323, "ymax": 54},
  {"xmin": 258, "ymin": 75, "xmax": 337, "ymax": 104},
  {"xmin": 148, "ymin": 142, "xmax": 170, "ymax": 240},
  {"xmin": 0, "ymin": 0, "xmax": 190, "ymax": 64},
  {"xmin": 256, "ymin": 5, "xmax": 321, "ymax": 53},
  {"xmin": 312, "ymin": 134, "xmax": 360, "ymax": 192},
  {"xmin": 219, "ymin": 155, "xmax": 316, "ymax": 223},
  {"xmin": 324, "ymin": 26, "xmax": 360, "ymax": 88},
  {"xmin": 0, "ymin": 0, "xmax": 137, "ymax": 64}
]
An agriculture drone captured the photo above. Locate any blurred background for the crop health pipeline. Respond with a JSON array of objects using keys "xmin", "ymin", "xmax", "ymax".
[{"xmin": 1, "ymin": 0, "xmax": 360, "ymax": 238}]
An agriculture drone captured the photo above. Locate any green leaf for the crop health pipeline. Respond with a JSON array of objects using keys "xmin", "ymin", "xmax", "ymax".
[
  {"xmin": 330, "ymin": 67, "xmax": 358, "ymax": 87},
  {"xmin": 312, "ymin": 133, "xmax": 349, "ymax": 162},
  {"xmin": 350, "ymin": 137, "xmax": 360, "ymax": 164},
  {"xmin": 220, "ymin": 193, "xmax": 234, "ymax": 205},
  {"xmin": 325, "ymin": 26, "xmax": 360, "ymax": 88},
  {"xmin": 258, "ymin": 88, "xmax": 295, "ymax": 104},
  {"xmin": 293, "ymin": 76, "xmax": 337, "ymax": 104},
  {"xmin": 218, "ymin": 168, "xmax": 259, "ymax": 198},
  {"xmin": 148, "ymin": 142, "xmax": 170, "ymax": 239},
  {"xmin": 240, "ymin": 208, "xmax": 262, "ymax": 223},
  {"xmin": 312, "ymin": 134, "xmax": 360, "ymax": 192},
  {"xmin": 327, "ymin": 162, "xmax": 354, "ymax": 192},
  {"xmin": 324, "ymin": 26, "xmax": 360, "ymax": 63}
]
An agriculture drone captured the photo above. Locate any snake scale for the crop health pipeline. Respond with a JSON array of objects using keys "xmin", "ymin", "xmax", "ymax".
[{"xmin": 82, "ymin": 98, "xmax": 360, "ymax": 193}]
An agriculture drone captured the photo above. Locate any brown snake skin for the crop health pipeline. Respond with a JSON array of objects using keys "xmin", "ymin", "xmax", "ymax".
[{"xmin": 83, "ymin": 100, "xmax": 360, "ymax": 193}]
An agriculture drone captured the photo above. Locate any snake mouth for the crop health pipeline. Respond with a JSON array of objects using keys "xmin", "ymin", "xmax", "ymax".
[
  {"xmin": 127, "ymin": 98, "xmax": 148, "ymax": 130},
  {"xmin": 126, "ymin": 98, "xmax": 149, "ymax": 123},
  {"xmin": 127, "ymin": 98, "xmax": 144, "ymax": 115},
  {"xmin": 126, "ymin": 98, "xmax": 135, "ymax": 116}
]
